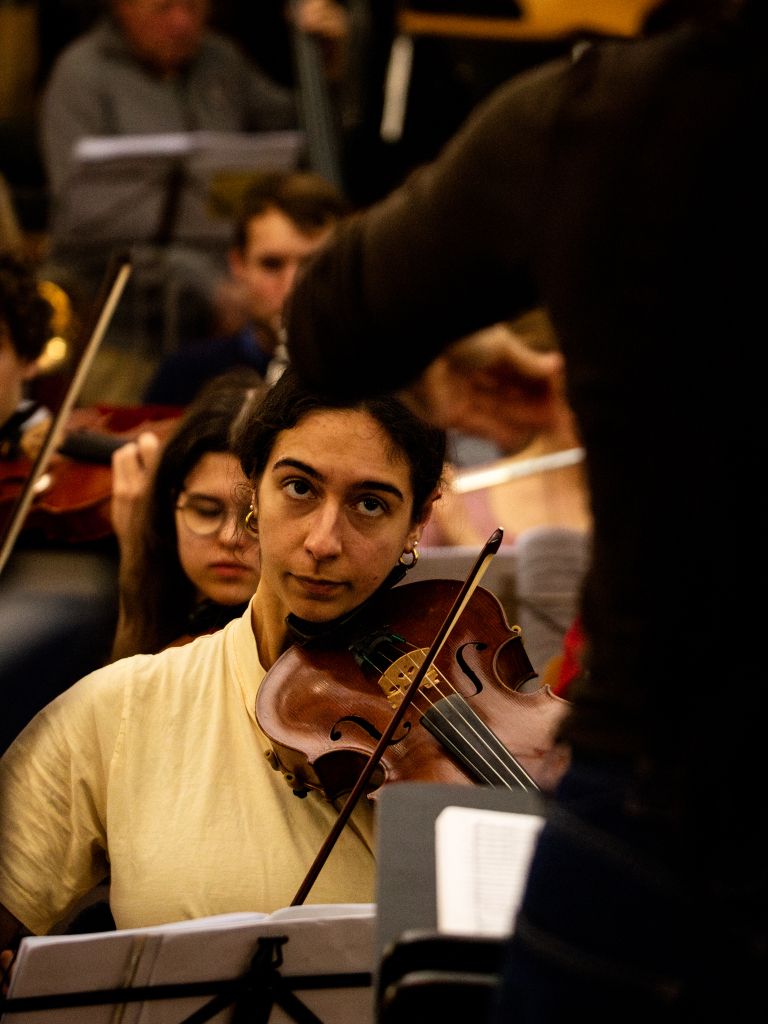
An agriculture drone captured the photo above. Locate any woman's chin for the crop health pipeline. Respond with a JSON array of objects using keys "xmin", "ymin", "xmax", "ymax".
[{"xmin": 205, "ymin": 581, "xmax": 258, "ymax": 607}]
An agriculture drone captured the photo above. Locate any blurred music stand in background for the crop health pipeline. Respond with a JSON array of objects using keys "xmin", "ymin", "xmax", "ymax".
[{"xmin": 47, "ymin": 130, "xmax": 304, "ymax": 359}]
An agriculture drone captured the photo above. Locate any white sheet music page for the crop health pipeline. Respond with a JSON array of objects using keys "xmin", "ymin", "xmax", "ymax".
[
  {"xmin": 435, "ymin": 805, "xmax": 544, "ymax": 937},
  {"xmin": 4, "ymin": 907, "xmax": 374, "ymax": 1024}
]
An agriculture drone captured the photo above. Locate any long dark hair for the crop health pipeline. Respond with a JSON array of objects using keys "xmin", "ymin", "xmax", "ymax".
[
  {"xmin": 232, "ymin": 369, "xmax": 446, "ymax": 523},
  {"xmin": 120, "ymin": 372, "xmax": 266, "ymax": 655}
]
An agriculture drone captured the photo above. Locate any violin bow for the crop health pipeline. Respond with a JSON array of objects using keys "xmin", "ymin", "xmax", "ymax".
[
  {"xmin": 452, "ymin": 447, "xmax": 585, "ymax": 494},
  {"xmin": 291, "ymin": 527, "xmax": 504, "ymax": 906},
  {"xmin": 0, "ymin": 255, "xmax": 131, "ymax": 577}
]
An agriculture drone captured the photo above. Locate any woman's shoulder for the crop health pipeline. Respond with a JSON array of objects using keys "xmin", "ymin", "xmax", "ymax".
[
  {"xmin": 123, "ymin": 610, "xmax": 259, "ymax": 704},
  {"xmin": 38, "ymin": 626, "xmax": 237, "ymax": 733}
]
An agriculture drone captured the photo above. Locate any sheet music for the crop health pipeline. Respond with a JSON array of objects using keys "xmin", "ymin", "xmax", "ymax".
[
  {"xmin": 435, "ymin": 805, "xmax": 544, "ymax": 937},
  {"xmin": 4, "ymin": 906, "xmax": 373, "ymax": 1024},
  {"xmin": 54, "ymin": 131, "xmax": 305, "ymax": 245}
]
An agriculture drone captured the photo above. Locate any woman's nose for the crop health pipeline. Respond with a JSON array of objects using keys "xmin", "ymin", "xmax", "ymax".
[{"xmin": 304, "ymin": 504, "xmax": 343, "ymax": 561}]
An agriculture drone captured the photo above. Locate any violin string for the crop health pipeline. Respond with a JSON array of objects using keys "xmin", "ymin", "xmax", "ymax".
[
  {"xmin": 368, "ymin": 634, "xmax": 532, "ymax": 790},
  {"xmin": 398, "ymin": 648, "xmax": 522, "ymax": 789},
  {"xmin": 383, "ymin": 642, "xmax": 525, "ymax": 789},
  {"xmin": 403, "ymin": 647, "xmax": 528, "ymax": 790},
  {"xmin": 391, "ymin": 639, "xmax": 539, "ymax": 793}
]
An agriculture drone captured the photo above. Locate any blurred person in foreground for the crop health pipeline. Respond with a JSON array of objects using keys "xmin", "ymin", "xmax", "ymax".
[{"xmin": 287, "ymin": 0, "xmax": 767, "ymax": 1019}]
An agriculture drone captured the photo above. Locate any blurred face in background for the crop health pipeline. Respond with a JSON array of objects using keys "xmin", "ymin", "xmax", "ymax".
[
  {"xmin": 114, "ymin": 0, "xmax": 209, "ymax": 77},
  {"xmin": 229, "ymin": 209, "xmax": 334, "ymax": 346},
  {"xmin": 175, "ymin": 451, "xmax": 260, "ymax": 606}
]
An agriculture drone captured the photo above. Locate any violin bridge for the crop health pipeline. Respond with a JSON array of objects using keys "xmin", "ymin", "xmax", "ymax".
[{"xmin": 379, "ymin": 648, "xmax": 441, "ymax": 709}]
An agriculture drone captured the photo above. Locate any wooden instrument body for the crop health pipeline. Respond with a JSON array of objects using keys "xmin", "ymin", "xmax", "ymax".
[
  {"xmin": 0, "ymin": 405, "xmax": 181, "ymax": 543},
  {"xmin": 257, "ymin": 580, "xmax": 570, "ymax": 800}
]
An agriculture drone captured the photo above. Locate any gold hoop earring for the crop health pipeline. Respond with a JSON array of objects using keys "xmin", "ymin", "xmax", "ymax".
[
  {"xmin": 245, "ymin": 507, "xmax": 259, "ymax": 535},
  {"xmin": 399, "ymin": 546, "xmax": 418, "ymax": 569}
]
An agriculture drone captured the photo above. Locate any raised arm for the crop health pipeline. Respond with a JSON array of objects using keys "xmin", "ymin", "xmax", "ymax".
[
  {"xmin": 287, "ymin": 58, "xmax": 569, "ymax": 405},
  {"xmin": 110, "ymin": 432, "xmax": 162, "ymax": 661}
]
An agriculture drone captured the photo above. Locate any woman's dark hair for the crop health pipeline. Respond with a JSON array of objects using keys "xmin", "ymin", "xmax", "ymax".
[
  {"xmin": 232, "ymin": 370, "xmax": 446, "ymax": 522},
  {"xmin": 123, "ymin": 371, "xmax": 266, "ymax": 655},
  {"xmin": 0, "ymin": 254, "xmax": 52, "ymax": 361}
]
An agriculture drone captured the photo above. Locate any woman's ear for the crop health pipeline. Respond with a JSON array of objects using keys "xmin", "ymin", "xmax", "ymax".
[
  {"xmin": 404, "ymin": 486, "xmax": 441, "ymax": 551},
  {"xmin": 411, "ymin": 486, "xmax": 441, "ymax": 537}
]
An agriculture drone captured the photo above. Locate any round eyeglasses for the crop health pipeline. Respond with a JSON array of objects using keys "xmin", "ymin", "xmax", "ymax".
[{"xmin": 175, "ymin": 496, "xmax": 245, "ymax": 537}]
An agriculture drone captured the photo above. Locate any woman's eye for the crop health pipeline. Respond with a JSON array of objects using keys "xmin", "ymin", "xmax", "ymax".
[
  {"xmin": 189, "ymin": 502, "xmax": 224, "ymax": 518},
  {"xmin": 356, "ymin": 497, "xmax": 385, "ymax": 517},
  {"xmin": 285, "ymin": 479, "xmax": 313, "ymax": 499}
]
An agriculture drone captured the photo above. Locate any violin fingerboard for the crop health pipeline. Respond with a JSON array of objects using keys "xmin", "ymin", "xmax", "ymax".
[{"xmin": 421, "ymin": 695, "xmax": 539, "ymax": 792}]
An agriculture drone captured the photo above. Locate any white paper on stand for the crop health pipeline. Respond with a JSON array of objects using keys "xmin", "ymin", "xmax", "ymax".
[
  {"xmin": 3, "ymin": 906, "xmax": 374, "ymax": 1024},
  {"xmin": 56, "ymin": 130, "xmax": 304, "ymax": 244},
  {"xmin": 435, "ymin": 805, "xmax": 544, "ymax": 938}
]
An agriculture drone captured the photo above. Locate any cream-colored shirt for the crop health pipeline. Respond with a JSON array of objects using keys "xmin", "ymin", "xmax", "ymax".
[{"xmin": 0, "ymin": 606, "xmax": 375, "ymax": 934}]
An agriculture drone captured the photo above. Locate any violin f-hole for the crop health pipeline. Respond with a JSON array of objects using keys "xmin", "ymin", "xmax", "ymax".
[
  {"xmin": 455, "ymin": 641, "xmax": 488, "ymax": 695},
  {"xmin": 330, "ymin": 716, "xmax": 411, "ymax": 745}
]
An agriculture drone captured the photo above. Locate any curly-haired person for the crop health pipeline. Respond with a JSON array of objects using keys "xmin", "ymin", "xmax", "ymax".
[{"xmin": 0, "ymin": 255, "xmax": 52, "ymax": 458}]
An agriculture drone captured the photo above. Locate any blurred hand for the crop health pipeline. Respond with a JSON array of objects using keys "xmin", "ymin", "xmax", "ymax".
[
  {"xmin": 110, "ymin": 432, "xmax": 162, "ymax": 550},
  {"xmin": 402, "ymin": 324, "xmax": 565, "ymax": 453},
  {"xmin": 0, "ymin": 901, "xmax": 20, "ymax": 994}
]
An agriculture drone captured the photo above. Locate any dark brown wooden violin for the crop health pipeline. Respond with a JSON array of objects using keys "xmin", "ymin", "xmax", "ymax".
[
  {"xmin": 0, "ymin": 256, "xmax": 133, "ymax": 574},
  {"xmin": 0, "ymin": 404, "xmax": 182, "ymax": 544},
  {"xmin": 257, "ymin": 578, "xmax": 569, "ymax": 800},
  {"xmin": 256, "ymin": 530, "xmax": 570, "ymax": 905}
]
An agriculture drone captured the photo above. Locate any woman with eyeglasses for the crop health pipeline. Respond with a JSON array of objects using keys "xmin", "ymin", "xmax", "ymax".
[{"xmin": 110, "ymin": 372, "xmax": 265, "ymax": 660}]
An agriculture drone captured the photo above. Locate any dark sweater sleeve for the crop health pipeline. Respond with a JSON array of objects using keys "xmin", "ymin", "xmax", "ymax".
[{"xmin": 287, "ymin": 59, "xmax": 570, "ymax": 400}]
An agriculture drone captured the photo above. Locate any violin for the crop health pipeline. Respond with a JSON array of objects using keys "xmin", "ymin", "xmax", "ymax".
[
  {"xmin": 257, "ymin": 581, "xmax": 569, "ymax": 801},
  {"xmin": 0, "ymin": 404, "xmax": 181, "ymax": 545},
  {"xmin": 0, "ymin": 256, "xmax": 133, "ymax": 574},
  {"xmin": 257, "ymin": 529, "xmax": 570, "ymax": 905}
]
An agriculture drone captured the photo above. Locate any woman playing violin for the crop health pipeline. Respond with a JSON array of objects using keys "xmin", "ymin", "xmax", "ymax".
[
  {"xmin": 110, "ymin": 373, "xmax": 265, "ymax": 660},
  {"xmin": 0, "ymin": 370, "xmax": 445, "ymax": 947}
]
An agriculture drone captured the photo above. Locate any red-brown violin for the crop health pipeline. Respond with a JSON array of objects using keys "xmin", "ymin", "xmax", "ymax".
[
  {"xmin": 256, "ymin": 530, "xmax": 570, "ymax": 905},
  {"xmin": 257, "ymin": 578, "xmax": 569, "ymax": 801},
  {"xmin": 0, "ymin": 404, "xmax": 181, "ymax": 544}
]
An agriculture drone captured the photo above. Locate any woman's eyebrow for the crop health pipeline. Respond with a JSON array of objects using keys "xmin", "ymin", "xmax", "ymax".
[
  {"xmin": 272, "ymin": 458, "xmax": 404, "ymax": 502},
  {"xmin": 356, "ymin": 480, "xmax": 404, "ymax": 501},
  {"xmin": 272, "ymin": 457, "xmax": 321, "ymax": 479}
]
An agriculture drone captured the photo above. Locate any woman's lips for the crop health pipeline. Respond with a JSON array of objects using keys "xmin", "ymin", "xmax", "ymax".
[
  {"xmin": 292, "ymin": 575, "xmax": 346, "ymax": 596},
  {"xmin": 210, "ymin": 561, "xmax": 252, "ymax": 578}
]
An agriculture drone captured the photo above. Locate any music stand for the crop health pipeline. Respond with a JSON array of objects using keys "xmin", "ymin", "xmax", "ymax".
[
  {"xmin": 375, "ymin": 782, "xmax": 545, "ymax": 1024},
  {"xmin": 51, "ymin": 131, "xmax": 305, "ymax": 249}
]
